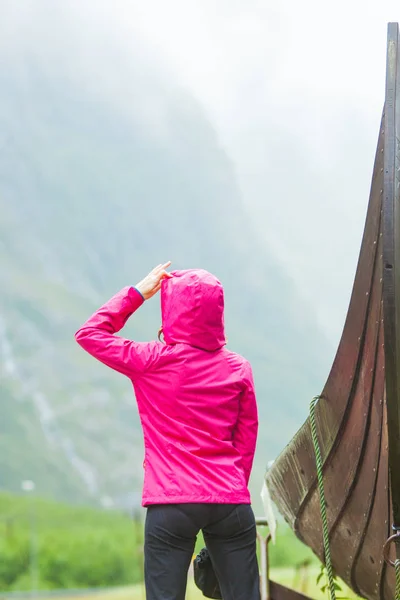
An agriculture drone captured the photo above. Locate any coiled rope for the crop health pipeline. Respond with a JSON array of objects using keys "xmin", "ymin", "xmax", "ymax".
[{"xmin": 310, "ymin": 395, "xmax": 336, "ymax": 600}]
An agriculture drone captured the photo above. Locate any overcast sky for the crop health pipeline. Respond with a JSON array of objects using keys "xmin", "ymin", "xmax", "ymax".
[
  {"xmin": 4, "ymin": 0, "xmax": 400, "ymax": 345},
  {"xmin": 128, "ymin": 0, "xmax": 400, "ymax": 345},
  {"xmin": 108, "ymin": 0, "xmax": 399, "ymax": 345}
]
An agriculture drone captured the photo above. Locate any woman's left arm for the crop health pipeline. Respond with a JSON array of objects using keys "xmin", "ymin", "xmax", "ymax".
[
  {"xmin": 75, "ymin": 286, "xmax": 154, "ymax": 378},
  {"xmin": 75, "ymin": 262, "xmax": 172, "ymax": 379}
]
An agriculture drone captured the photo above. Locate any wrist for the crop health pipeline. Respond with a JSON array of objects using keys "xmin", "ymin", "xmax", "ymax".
[{"xmin": 133, "ymin": 285, "xmax": 146, "ymax": 300}]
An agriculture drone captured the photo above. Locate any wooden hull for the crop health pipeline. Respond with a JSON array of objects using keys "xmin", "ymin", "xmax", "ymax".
[{"xmin": 266, "ymin": 24, "xmax": 400, "ymax": 600}]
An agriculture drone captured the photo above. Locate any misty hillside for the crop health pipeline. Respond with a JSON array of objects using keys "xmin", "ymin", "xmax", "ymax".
[{"xmin": 0, "ymin": 3, "xmax": 332, "ymax": 507}]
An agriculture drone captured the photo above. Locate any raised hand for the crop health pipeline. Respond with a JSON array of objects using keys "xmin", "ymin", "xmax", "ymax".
[{"xmin": 135, "ymin": 262, "xmax": 172, "ymax": 300}]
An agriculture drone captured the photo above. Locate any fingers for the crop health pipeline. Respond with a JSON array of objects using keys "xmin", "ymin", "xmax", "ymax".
[
  {"xmin": 150, "ymin": 264, "xmax": 162, "ymax": 274},
  {"xmin": 155, "ymin": 262, "xmax": 171, "ymax": 274},
  {"xmin": 151, "ymin": 276, "xmax": 167, "ymax": 296},
  {"xmin": 155, "ymin": 271, "xmax": 172, "ymax": 286},
  {"xmin": 152, "ymin": 261, "xmax": 171, "ymax": 273},
  {"xmin": 151, "ymin": 261, "xmax": 172, "ymax": 281},
  {"xmin": 141, "ymin": 263, "xmax": 172, "ymax": 301}
]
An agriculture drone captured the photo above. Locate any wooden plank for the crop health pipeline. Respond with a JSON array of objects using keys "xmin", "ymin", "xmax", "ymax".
[
  {"xmin": 383, "ymin": 21, "xmax": 400, "ymax": 530},
  {"xmin": 269, "ymin": 581, "xmax": 313, "ymax": 600}
]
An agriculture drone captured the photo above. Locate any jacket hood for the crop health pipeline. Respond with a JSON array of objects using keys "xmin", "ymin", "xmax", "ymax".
[{"xmin": 161, "ymin": 269, "xmax": 226, "ymax": 351}]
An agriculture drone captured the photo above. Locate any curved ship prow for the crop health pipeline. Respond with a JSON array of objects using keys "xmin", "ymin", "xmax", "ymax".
[{"xmin": 266, "ymin": 23, "xmax": 400, "ymax": 600}]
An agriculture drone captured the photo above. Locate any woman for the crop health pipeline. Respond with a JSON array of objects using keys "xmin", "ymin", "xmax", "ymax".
[{"xmin": 75, "ymin": 262, "xmax": 260, "ymax": 600}]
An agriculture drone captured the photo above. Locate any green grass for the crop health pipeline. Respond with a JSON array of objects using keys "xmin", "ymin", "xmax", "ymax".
[
  {"xmin": 0, "ymin": 491, "xmax": 361, "ymax": 599},
  {"xmin": 33, "ymin": 567, "xmax": 359, "ymax": 600},
  {"xmin": 0, "ymin": 492, "xmax": 144, "ymax": 591}
]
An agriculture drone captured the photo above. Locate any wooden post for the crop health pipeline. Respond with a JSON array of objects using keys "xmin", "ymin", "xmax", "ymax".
[{"xmin": 256, "ymin": 518, "xmax": 272, "ymax": 600}]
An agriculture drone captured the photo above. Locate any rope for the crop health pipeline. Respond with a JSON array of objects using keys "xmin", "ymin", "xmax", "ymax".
[
  {"xmin": 395, "ymin": 558, "xmax": 400, "ymax": 600},
  {"xmin": 310, "ymin": 395, "xmax": 336, "ymax": 600}
]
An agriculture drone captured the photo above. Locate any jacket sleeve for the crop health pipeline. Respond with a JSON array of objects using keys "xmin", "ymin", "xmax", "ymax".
[
  {"xmin": 75, "ymin": 286, "xmax": 157, "ymax": 379},
  {"xmin": 233, "ymin": 362, "xmax": 258, "ymax": 485}
]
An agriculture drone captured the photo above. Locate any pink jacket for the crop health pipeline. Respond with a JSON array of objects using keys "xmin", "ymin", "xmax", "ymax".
[{"xmin": 75, "ymin": 269, "xmax": 258, "ymax": 506}]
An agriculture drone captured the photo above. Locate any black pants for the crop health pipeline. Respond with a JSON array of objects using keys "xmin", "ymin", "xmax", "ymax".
[{"xmin": 144, "ymin": 503, "xmax": 261, "ymax": 600}]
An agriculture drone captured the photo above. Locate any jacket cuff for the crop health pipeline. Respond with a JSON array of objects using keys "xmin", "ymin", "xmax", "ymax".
[
  {"xmin": 133, "ymin": 286, "xmax": 145, "ymax": 301},
  {"xmin": 127, "ymin": 286, "xmax": 145, "ymax": 310}
]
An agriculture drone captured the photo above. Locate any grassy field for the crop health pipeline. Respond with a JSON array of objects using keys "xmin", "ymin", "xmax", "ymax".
[
  {"xmin": 0, "ymin": 491, "xmax": 361, "ymax": 599},
  {"xmin": 35, "ymin": 567, "xmax": 359, "ymax": 600}
]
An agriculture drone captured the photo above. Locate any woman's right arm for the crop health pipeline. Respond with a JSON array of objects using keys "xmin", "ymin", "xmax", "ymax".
[{"xmin": 232, "ymin": 363, "xmax": 259, "ymax": 484}]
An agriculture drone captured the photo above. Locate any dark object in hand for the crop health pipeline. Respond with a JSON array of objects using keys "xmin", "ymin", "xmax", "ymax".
[{"xmin": 193, "ymin": 547, "xmax": 223, "ymax": 599}]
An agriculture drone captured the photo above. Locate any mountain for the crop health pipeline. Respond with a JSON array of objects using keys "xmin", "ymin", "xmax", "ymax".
[{"xmin": 0, "ymin": 2, "xmax": 333, "ymax": 508}]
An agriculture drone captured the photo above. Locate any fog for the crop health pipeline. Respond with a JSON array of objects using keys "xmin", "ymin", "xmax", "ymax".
[{"xmin": 3, "ymin": 0, "xmax": 399, "ymax": 341}]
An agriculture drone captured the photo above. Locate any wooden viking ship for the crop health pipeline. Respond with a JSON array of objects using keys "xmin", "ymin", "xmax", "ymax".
[{"xmin": 263, "ymin": 22, "xmax": 400, "ymax": 600}]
